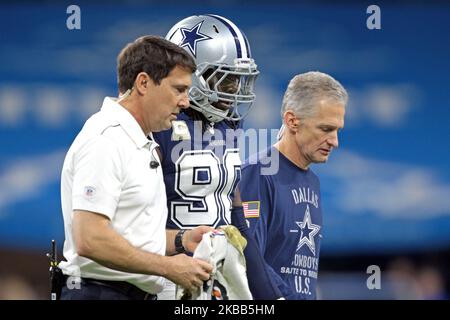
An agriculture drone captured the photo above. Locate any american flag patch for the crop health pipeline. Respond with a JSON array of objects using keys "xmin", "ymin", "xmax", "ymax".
[{"xmin": 243, "ymin": 201, "xmax": 260, "ymax": 218}]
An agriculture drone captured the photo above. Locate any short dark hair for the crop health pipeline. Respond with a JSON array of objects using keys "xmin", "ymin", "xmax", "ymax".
[{"xmin": 117, "ymin": 35, "xmax": 196, "ymax": 93}]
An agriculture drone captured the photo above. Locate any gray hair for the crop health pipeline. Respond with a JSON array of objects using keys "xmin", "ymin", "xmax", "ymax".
[{"xmin": 281, "ymin": 71, "xmax": 348, "ymax": 119}]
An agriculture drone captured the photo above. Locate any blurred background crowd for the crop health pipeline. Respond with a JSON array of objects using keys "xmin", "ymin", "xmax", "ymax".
[{"xmin": 0, "ymin": 0, "xmax": 449, "ymax": 299}]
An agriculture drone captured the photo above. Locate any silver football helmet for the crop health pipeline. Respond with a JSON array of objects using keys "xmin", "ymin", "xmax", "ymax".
[{"xmin": 166, "ymin": 14, "xmax": 259, "ymax": 123}]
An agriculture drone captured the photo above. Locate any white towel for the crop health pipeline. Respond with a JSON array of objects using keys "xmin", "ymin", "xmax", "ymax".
[{"xmin": 176, "ymin": 225, "xmax": 253, "ymax": 300}]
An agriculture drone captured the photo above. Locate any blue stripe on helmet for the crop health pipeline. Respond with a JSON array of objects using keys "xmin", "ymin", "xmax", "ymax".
[
  {"xmin": 241, "ymin": 30, "xmax": 252, "ymax": 58},
  {"xmin": 205, "ymin": 14, "xmax": 242, "ymax": 58}
]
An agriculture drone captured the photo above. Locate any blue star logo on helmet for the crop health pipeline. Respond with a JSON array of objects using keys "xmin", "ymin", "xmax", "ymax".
[{"xmin": 178, "ymin": 21, "xmax": 212, "ymax": 57}]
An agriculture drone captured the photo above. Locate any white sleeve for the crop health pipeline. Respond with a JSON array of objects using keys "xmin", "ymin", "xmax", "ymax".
[{"xmin": 72, "ymin": 135, "xmax": 123, "ymax": 220}]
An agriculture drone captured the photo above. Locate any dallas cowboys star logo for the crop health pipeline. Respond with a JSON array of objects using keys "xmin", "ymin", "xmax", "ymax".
[
  {"xmin": 295, "ymin": 205, "xmax": 321, "ymax": 255},
  {"xmin": 178, "ymin": 21, "xmax": 212, "ymax": 57}
]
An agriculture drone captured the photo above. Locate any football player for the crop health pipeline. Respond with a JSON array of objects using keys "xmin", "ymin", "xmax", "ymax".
[{"xmin": 154, "ymin": 14, "xmax": 282, "ymax": 300}]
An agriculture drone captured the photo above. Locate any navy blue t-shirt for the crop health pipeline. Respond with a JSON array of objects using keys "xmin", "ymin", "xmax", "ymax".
[{"xmin": 240, "ymin": 146, "xmax": 323, "ymax": 300}]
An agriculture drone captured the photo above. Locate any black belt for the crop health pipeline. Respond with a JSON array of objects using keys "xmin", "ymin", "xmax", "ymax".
[{"xmin": 81, "ymin": 277, "xmax": 157, "ymax": 300}]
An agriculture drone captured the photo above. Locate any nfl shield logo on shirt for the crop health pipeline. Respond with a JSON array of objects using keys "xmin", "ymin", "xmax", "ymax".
[
  {"xmin": 84, "ymin": 186, "xmax": 96, "ymax": 198},
  {"xmin": 243, "ymin": 201, "xmax": 260, "ymax": 218}
]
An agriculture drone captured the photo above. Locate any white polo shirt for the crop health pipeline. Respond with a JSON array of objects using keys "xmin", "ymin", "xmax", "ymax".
[{"xmin": 59, "ymin": 97, "xmax": 167, "ymax": 294}]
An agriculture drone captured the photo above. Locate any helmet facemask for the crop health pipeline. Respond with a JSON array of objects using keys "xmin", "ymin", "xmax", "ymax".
[{"xmin": 189, "ymin": 58, "xmax": 259, "ymax": 123}]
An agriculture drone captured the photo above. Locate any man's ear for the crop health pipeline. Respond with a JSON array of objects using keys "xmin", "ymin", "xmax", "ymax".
[
  {"xmin": 134, "ymin": 72, "xmax": 151, "ymax": 95},
  {"xmin": 283, "ymin": 110, "xmax": 300, "ymax": 132}
]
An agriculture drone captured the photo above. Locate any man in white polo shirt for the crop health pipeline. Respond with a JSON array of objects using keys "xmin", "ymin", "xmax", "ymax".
[{"xmin": 59, "ymin": 35, "xmax": 213, "ymax": 300}]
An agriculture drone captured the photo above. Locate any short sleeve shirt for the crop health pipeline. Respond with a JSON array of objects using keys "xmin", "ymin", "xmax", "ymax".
[{"xmin": 59, "ymin": 97, "xmax": 167, "ymax": 294}]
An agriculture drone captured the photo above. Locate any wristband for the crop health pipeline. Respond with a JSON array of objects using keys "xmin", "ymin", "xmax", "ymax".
[{"xmin": 175, "ymin": 229, "xmax": 187, "ymax": 254}]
